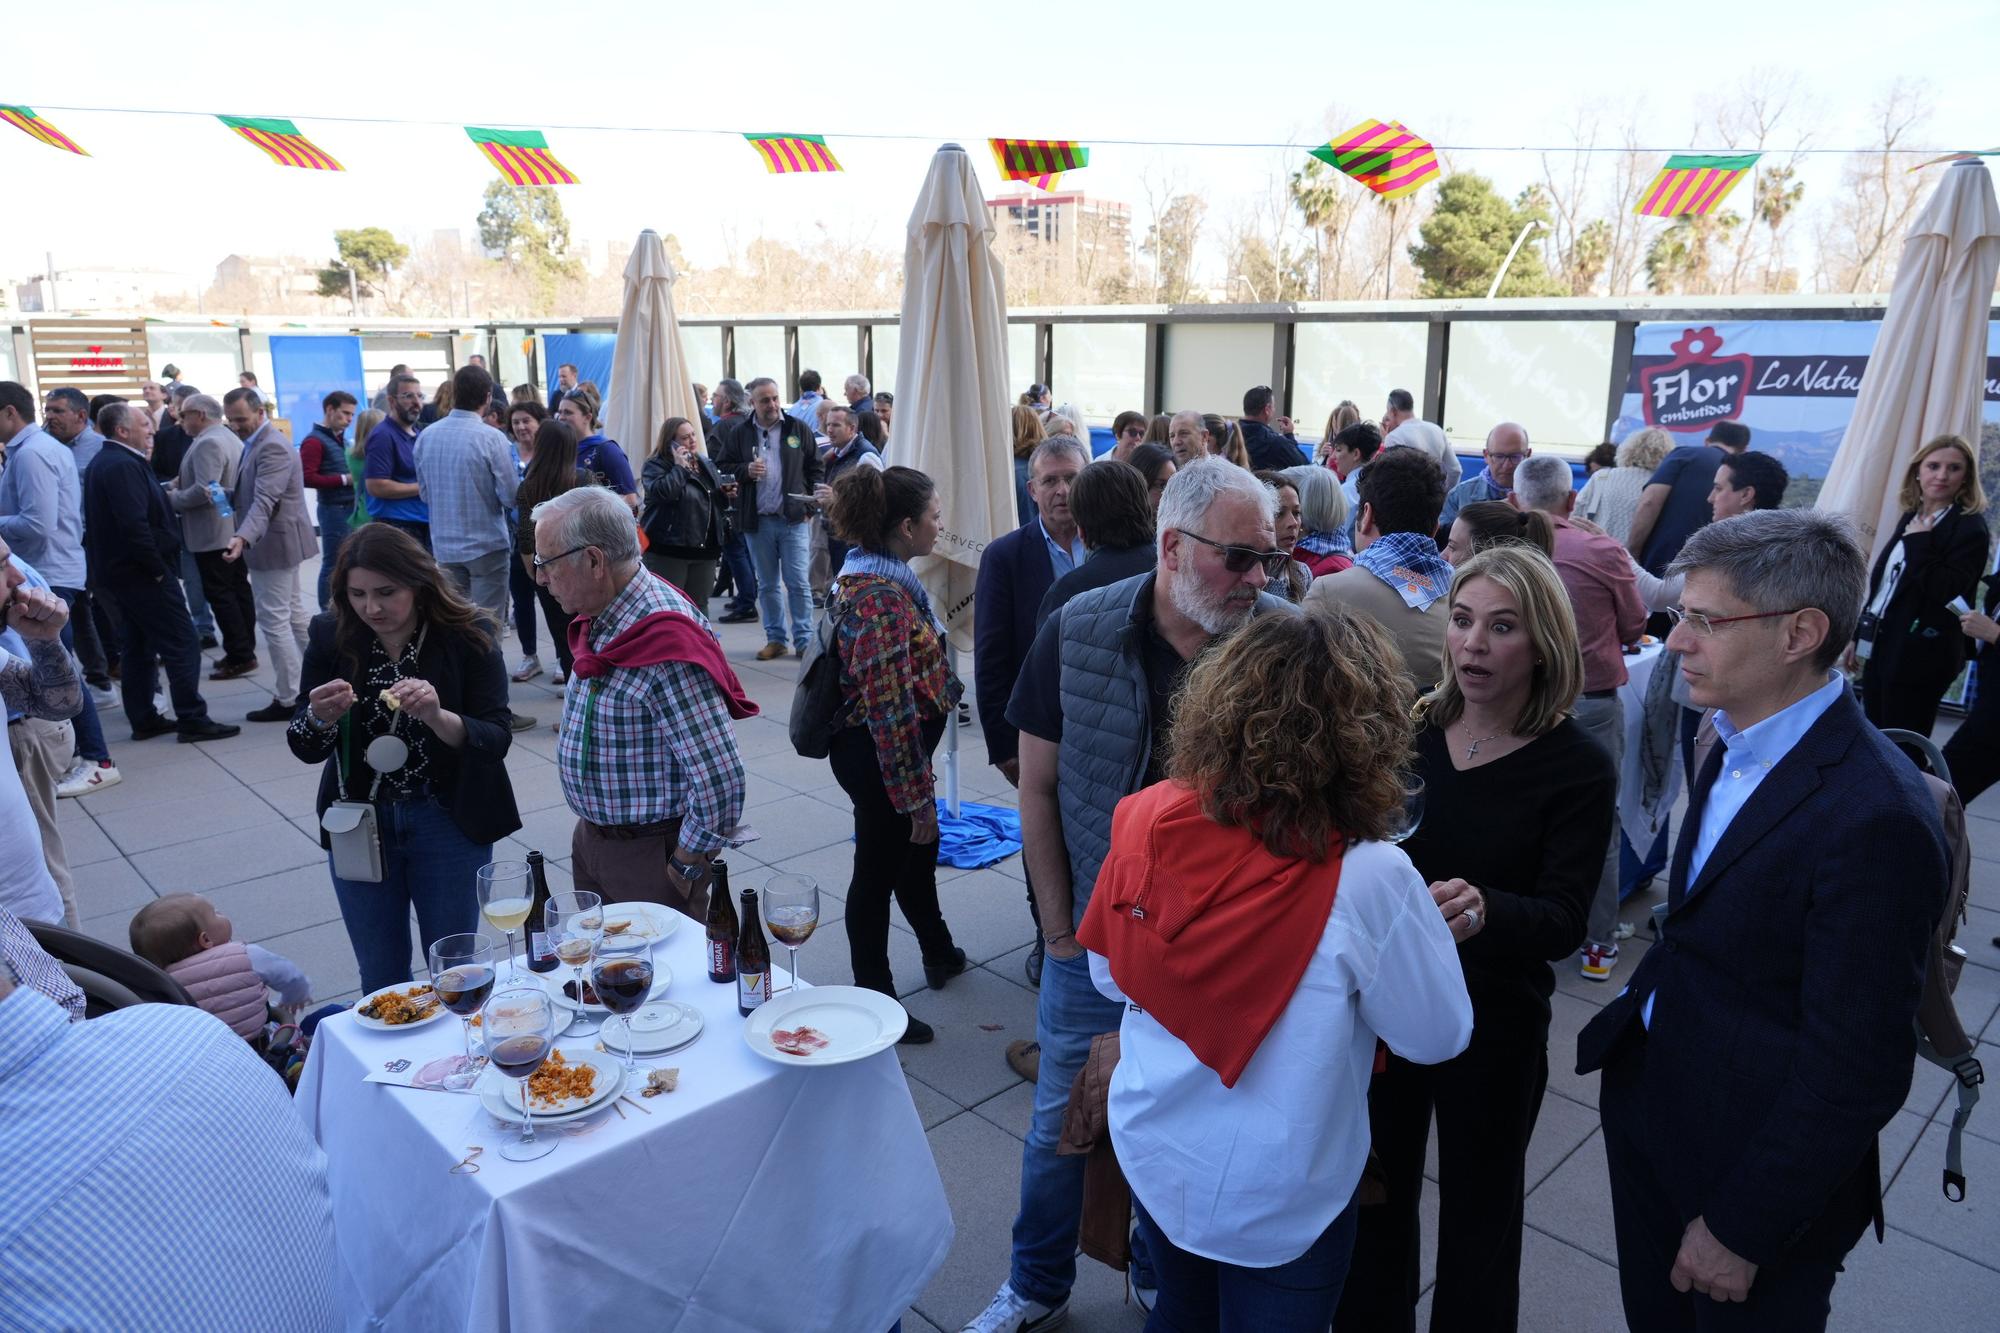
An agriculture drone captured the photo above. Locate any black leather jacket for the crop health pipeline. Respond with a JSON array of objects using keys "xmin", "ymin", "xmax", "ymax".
[{"xmin": 639, "ymin": 451, "xmax": 728, "ymax": 555}]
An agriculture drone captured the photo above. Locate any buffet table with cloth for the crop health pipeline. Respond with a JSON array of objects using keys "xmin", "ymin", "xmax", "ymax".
[
  {"xmin": 1617, "ymin": 642, "xmax": 1683, "ymax": 894},
  {"xmin": 296, "ymin": 919, "xmax": 952, "ymax": 1332}
]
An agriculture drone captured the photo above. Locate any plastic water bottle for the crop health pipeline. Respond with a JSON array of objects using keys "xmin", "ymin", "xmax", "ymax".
[{"xmin": 206, "ymin": 481, "xmax": 234, "ymax": 518}]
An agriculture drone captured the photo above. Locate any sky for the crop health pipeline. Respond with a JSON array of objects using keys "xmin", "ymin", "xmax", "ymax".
[{"xmin": 2, "ymin": 0, "xmax": 1996, "ymax": 295}]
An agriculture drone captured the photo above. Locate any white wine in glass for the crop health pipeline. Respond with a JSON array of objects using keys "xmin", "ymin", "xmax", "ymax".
[
  {"xmin": 476, "ymin": 861, "xmax": 534, "ymax": 981},
  {"xmin": 762, "ymin": 873, "xmax": 820, "ymax": 996}
]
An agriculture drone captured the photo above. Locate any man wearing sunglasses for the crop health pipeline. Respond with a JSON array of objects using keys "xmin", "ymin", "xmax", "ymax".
[{"xmin": 965, "ymin": 458, "xmax": 1297, "ymax": 1333}]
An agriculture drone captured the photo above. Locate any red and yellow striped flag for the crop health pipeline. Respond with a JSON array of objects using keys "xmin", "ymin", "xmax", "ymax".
[
  {"xmin": 219, "ymin": 116, "xmax": 343, "ymax": 171},
  {"xmin": 0, "ymin": 105, "xmax": 86, "ymax": 155},
  {"xmin": 745, "ymin": 133, "xmax": 841, "ymax": 174},
  {"xmin": 989, "ymin": 138, "xmax": 1089, "ymax": 191},
  {"xmin": 1311, "ymin": 119, "xmax": 1440, "ymax": 201},
  {"xmin": 1635, "ymin": 154, "xmax": 1759, "ymax": 218},
  {"xmin": 466, "ymin": 127, "xmax": 577, "ymax": 185}
]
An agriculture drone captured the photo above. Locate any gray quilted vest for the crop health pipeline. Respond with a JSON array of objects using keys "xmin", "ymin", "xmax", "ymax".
[{"xmin": 1052, "ymin": 571, "xmax": 1297, "ymax": 926}]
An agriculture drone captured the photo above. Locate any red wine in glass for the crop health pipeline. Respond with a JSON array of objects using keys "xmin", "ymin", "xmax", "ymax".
[
  {"xmin": 434, "ymin": 964, "xmax": 495, "ymax": 1016},
  {"xmin": 591, "ymin": 956, "xmax": 654, "ymax": 1074},
  {"xmin": 489, "ymin": 1034, "xmax": 552, "ymax": 1080}
]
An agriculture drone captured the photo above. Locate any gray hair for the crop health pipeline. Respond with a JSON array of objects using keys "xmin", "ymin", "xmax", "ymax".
[
  {"xmin": 1617, "ymin": 426, "xmax": 1675, "ymax": 472},
  {"xmin": 1276, "ymin": 464, "xmax": 1347, "ymax": 534},
  {"xmin": 181, "ymin": 393, "xmax": 223, "ymax": 421},
  {"xmin": 1029, "ymin": 434, "xmax": 1089, "ymax": 474},
  {"xmin": 844, "ymin": 373, "xmax": 870, "ymax": 397},
  {"xmin": 97, "ymin": 402, "xmax": 134, "ymax": 437},
  {"xmin": 170, "ymin": 383, "xmax": 199, "ymax": 403},
  {"xmin": 1668, "ymin": 509, "xmax": 1866, "ymax": 671},
  {"xmin": 1156, "ymin": 456, "xmax": 1276, "ymax": 557},
  {"xmin": 744, "ymin": 376, "xmax": 778, "ymax": 396},
  {"xmin": 714, "ymin": 378, "xmax": 747, "ymax": 413},
  {"xmin": 531, "ymin": 486, "xmax": 641, "ymax": 570},
  {"xmin": 1513, "ymin": 454, "xmax": 1575, "ymax": 514}
]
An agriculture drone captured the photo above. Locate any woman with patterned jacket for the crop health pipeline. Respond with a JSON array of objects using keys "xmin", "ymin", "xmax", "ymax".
[{"xmin": 824, "ymin": 465, "xmax": 966, "ymax": 1045}]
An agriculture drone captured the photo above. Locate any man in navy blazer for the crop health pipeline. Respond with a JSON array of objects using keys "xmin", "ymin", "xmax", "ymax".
[{"xmin": 1576, "ymin": 508, "xmax": 1946, "ymax": 1332}]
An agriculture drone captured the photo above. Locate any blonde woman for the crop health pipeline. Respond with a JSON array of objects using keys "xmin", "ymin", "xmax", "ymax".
[
  {"xmin": 1011, "ymin": 404, "xmax": 1046, "ymax": 526},
  {"xmin": 1339, "ymin": 543, "xmax": 1616, "ymax": 1333},
  {"xmin": 1316, "ymin": 399, "xmax": 1362, "ymax": 466},
  {"xmin": 1574, "ymin": 426, "xmax": 1674, "ymax": 544}
]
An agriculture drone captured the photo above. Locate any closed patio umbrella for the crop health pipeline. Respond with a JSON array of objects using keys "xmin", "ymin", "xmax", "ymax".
[
  {"xmin": 894, "ymin": 144, "xmax": 1019, "ymax": 813},
  {"xmin": 1817, "ymin": 159, "xmax": 2000, "ymax": 561},
  {"xmin": 603, "ymin": 229, "xmax": 702, "ymax": 467}
]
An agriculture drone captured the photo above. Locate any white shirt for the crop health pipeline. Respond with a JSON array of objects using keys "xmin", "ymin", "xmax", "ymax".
[
  {"xmin": 1090, "ymin": 840, "xmax": 1472, "ymax": 1266},
  {"xmin": 1383, "ymin": 418, "xmax": 1462, "ymax": 492}
]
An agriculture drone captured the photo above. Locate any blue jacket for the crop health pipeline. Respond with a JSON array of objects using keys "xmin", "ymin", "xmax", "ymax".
[
  {"xmin": 972, "ymin": 520, "xmax": 1058, "ymax": 767},
  {"xmin": 1577, "ymin": 689, "xmax": 1945, "ymax": 1267},
  {"xmin": 1239, "ymin": 419, "xmax": 1304, "ymax": 471}
]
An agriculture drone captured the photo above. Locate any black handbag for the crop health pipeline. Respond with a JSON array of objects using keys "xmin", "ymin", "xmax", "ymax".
[{"xmin": 789, "ymin": 598, "xmax": 854, "ymax": 759}]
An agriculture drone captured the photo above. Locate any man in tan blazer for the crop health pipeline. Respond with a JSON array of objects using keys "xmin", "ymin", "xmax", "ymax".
[
  {"xmin": 219, "ymin": 388, "xmax": 315, "ymax": 722},
  {"xmin": 169, "ymin": 395, "xmax": 258, "ymax": 677}
]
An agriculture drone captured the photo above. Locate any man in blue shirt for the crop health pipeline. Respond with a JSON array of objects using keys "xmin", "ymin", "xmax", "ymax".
[
  {"xmin": 365, "ymin": 372, "xmax": 430, "ymax": 548},
  {"xmin": 786, "ymin": 368, "xmax": 826, "ymax": 430},
  {"xmin": 1626, "ymin": 420, "xmax": 1751, "ymax": 575},
  {"xmin": 415, "ymin": 365, "xmax": 518, "ymax": 624},
  {"xmin": 1437, "ymin": 421, "xmax": 1531, "ymax": 532}
]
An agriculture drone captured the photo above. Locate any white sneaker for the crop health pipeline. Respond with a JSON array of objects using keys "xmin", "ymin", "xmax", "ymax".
[
  {"xmin": 57, "ymin": 759, "xmax": 121, "ymax": 798},
  {"xmin": 959, "ymin": 1284, "xmax": 1067, "ymax": 1333},
  {"xmin": 511, "ymin": 654, "xmax": 544, "ymax": 683},
  {"xmin": 90, "ymin": 684, "xmax": 120, "ymax": 711}
]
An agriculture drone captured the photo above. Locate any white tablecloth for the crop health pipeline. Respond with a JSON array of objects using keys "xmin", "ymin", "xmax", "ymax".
[
  {"xmin": 1617, "ymin": 643, "xmax": 1683, "ymax": 855},
  {"xmin": 295, "ymin": 924, "xmax": 952, "ymax": 1333}
]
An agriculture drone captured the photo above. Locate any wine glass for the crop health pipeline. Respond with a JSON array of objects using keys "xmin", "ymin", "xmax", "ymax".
[
  {"xmin": 427, "ymin": 933, "xmax": 496, "ymax": 1090},
  {"xmin": 546, "ymin": 890, "xmax": 604, "ymax": 1036},
  {"xmin": 476, "ymin": 861, "xmax": 534, "ymax": 981},
  {"xmin": 1386, "ymin": 778, "xmax": 1426, "ymax": 845},
  {"xmin": 762, "ymin": 873, "xmax": 820, "ymax": 996},
  {"xmin": 590, "ymin": 952, "xmax": 655, "ymax": 1080},
  {"xmin": 484, "ymin": 985, "xmax": 558, "ymax": 1162}
]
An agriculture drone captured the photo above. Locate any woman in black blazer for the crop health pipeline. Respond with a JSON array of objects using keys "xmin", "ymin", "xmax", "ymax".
[
  {"xmin": 1853, "ymin": 434, "xmax": 1991, "ymax": 739},
  {"xmin": 287, "ymin": 524, "xmax": 523, "ymax": 993}
]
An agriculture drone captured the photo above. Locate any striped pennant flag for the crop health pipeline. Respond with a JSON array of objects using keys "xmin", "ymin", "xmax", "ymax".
[
  {"xmin": 1311, "ymin": 119, "xmax": 1440, "ymax": 201},
  {"xmin": 466, "ymin": 127, "xmax": 577, "ymax": 185},
  {"xmin": 219, "ymin": 115, "xmax": 343, "ymax": 171},
  {"xmin": 990, "ymin": 138, "xmax": 1089, "ymax": 191},
  {"xmin": 1635, "ymin": 153, "xmax": 1759, "ymax": 218},
  {"xmin": 745, "ymin": 133, "xmax": 841, "ymax": 174},
  {"xmin": 0, "ymin": 104, "xmax": 87, "ymax": 155}
]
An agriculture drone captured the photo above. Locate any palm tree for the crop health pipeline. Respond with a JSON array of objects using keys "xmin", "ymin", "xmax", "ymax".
[
  {"xmin": 1754, "ymin": 164, "xmax": 1806, "ymax": 291},
  {"xmin": 1289, "ymin": 159, "xmax": 1343, "ymax": 299}
]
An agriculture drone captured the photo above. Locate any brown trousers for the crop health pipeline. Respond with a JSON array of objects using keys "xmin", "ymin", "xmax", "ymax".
[{"xmin": 569, "ymin": 816, "xmax": 711, "ymax": 925}]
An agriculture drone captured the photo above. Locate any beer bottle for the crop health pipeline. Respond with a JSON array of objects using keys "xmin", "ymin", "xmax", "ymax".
[
  {"xmin": 706, "ymin": 858, "xmax": 739, "ymax": 983},
  {"xmin": 736, "ymin": 886, "xmax": 772, "ymax": 1016},
  {"xmin": 524, "ymin": 850, "xmax": 557, "ymax": 973}
]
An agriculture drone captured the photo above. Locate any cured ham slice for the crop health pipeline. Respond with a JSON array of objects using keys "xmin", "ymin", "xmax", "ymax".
[{"xmin": 771, "ymin": 1026, "xmax": 830, "ymax": 1057}]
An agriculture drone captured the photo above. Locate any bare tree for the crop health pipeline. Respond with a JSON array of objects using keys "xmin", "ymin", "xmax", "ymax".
[{"xmin": 1816, "ymin": 79, "xmax": 1935, "ymax": 292}]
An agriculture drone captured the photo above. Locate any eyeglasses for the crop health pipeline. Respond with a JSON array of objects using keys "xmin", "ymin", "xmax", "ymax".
[
  {"xmin": 1177, "ymin": 530, "xmax": 1290, "ymax": 578},
  {"xmin": 531, "ymin": 544, "xmax": 591, "ymax": 572},
  {"xmin": 1665, "ymin": 606, "xmax": 1803, "ymax": 636}
]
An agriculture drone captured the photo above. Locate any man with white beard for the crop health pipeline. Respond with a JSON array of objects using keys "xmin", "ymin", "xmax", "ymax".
[{"xmin": 961, "ymin": 458, "xmax": 1298, "ymax": 1333}]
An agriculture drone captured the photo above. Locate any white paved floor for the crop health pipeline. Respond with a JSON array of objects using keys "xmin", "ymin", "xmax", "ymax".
[{"xmin": 50, "ymin": 583, "xmax": 2000, "ymax": 1332}]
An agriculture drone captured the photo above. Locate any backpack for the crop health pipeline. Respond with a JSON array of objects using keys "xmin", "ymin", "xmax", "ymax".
[
  {"xmin": 1880, "ymin": 728, "xmax": 1984, "ymax": 1202},
  {"xmin": 789, "ymin": 597, "xmax": 856, "ymax": 759}
]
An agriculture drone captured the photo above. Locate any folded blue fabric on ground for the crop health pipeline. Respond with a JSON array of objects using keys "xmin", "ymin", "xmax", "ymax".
[{"xmin": 935, "ymin": 801, "xmax": 1023, "ymax": 869}]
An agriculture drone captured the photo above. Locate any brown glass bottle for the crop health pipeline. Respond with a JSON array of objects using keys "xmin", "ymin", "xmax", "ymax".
[
  {"xmin": 736, "ymin": 887, "xmax": 772, "ymax": 1016},
  {"xmin": 524, "ymin": 850, "xmax": 557, "ymax": 973},
  {"xmin": 706, "ymin": 858, "xmax": 739, "ymax": 983}
]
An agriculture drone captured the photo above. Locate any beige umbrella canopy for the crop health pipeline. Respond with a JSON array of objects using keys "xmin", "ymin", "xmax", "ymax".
[
  {"xmin": 603, "ymin": 230, "xmax": 702, "ymax": 464},
  {"xmin": 1817, "ymin": 159, "xmax": 2000, "ymax": 560},
  {"xmin": 894, "ymin": 143, "xmax": 1018, "ymax": 656}
]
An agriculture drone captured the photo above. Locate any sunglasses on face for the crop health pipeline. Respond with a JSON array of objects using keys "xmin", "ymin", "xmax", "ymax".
[{"xmin": 1177, "ymin": 529, "xmax": 1289, "ymax": 578}]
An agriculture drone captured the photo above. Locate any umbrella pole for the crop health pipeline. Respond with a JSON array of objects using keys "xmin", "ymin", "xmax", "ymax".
[{"xmin": 945, "ymin": 645, "xmax": 962, "ymax": 818}]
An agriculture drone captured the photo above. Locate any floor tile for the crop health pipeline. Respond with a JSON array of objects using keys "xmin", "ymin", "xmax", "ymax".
[
  {"xmin": 131, "ymin": 822, "xmax": 326, "ymax": 894},
  {"xmin": 897, "ymin": 969, "xmax": 1043, "ymax": 1108}
]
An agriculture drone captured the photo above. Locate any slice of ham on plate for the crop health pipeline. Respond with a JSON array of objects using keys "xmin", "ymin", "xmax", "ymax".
[{"xmin": 771, "ymin": 1026, "xmax": 830, "ymax": 1057}]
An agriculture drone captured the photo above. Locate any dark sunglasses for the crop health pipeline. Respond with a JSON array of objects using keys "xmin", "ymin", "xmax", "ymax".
[{"xmin": 1177, "ymin": 529, "xmax": 1289, "ymax": 578}]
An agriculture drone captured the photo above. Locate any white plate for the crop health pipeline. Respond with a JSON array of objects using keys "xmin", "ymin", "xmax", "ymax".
[
  {"xmin": 539, "ymin": 965, "xmax": 673, "ymax": 1014},
  {"xmin": 598, "ymin": 1000, "xmax": 704, "ymax": 1056},
  {"xmin": 596, "ymin": 902, "xmax": 677, "ymax": 950},
  {"xmin": 742, "ymin": 986, "xmax": 907, "ymax": 1067},
  {"xmin": 351, "ymin": 983, "xmax": 452, "ymax": 1033},
  {"xmin": 478, "ymin": 1048, "xmax": 625, "ymax": 1125}
]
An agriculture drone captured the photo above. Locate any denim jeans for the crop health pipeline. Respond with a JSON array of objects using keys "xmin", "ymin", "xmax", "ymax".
[
  {"xmin": 1571, "ymin": 693, "xmax": 1625, "ymax": 947},
  {"xmin": 720, "ymin": 531, "xmax": 759, "ymax": 614},
  {"xmin": 508, "ymin": 551, "xmax": 538, "ymax": 654},
  {"xmin": 1008, "ymin": 944, "xmax": 1127, "ymax": 1307},
  {"xmin": 53, "ymin": 588, "xmax": 110, "ymax": 763},
  {"xmin": 745, "ymin": 517, "xmax": 813, "ymax": 649},
  {"xmin": 327, "ymin": 795, "xmax": 490, "ymax": 994},
  {"xmin": 316, "ymin": 496, "xmax": 354, "ymax": 608},
  {"xmin": 178, "ymin": 545, "xmax": 215, "ymax": 638},
  {"xmin": 1135, "ymin": 1193, "xmax": 1358, "ymax": 1331}
]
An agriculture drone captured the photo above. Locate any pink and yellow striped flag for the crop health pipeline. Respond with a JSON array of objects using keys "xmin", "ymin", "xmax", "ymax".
[
  {"xmin": 466, "ymin": 127, "xmax": 577, "ymax": 185},
  {"xmin": 218, "ymin": 116, "xmax": 343, "ymax": 171},
  {"xmin": 745, "ymin": 133, "xmax": 841, "ymax": 174},
  {"xmin": 1311, "ymin": 119, "xmax": 1440, "ymax": 200},
  {"xmin": 1635, "ymin": 154, "xmax": 1759, "ymax": 218},
  {"xmin": 990, "ymin": 138, "xmax": 1089, "ymax": 191},
  {"xmin": 0, "ymin": 105, "xmax": 87, "ymax": 155}
]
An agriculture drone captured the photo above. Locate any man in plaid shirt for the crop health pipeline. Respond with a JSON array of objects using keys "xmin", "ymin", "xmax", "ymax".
[{"xmin": 532, "ymin": 487, "xmax": 750, "ymax": 920}]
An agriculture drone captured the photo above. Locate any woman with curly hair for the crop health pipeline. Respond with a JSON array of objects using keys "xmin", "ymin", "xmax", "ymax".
[
  {"xmin": 1339, "ymin": 543, "xmax": 1616, "ymax": 1333},
  {"xmin": 1575, "ymin": 426, "xmax": 1675, "ymax": 545},
  {"xmin": 1077, "ymin": 607, "xmax": 1473, "ymax": 1328}
]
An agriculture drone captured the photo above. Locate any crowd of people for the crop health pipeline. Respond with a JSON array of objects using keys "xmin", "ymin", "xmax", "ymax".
[{"xmin": 0, "ymin": 353, "xmax": 1985, "ymax": 1332}]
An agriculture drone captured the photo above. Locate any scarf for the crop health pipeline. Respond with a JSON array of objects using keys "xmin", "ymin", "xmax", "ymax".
[
  {"xmin": 565, "ymin": 581, "xmax": 760, "ymax": 767},
  {"xmin": 1077, "ymin": 782, "xmax": 1344, "ymax": 1089},
  {"xmin": 838, "ymin": 547, "xmax": 944, "ymax": 634},
  {"xmin": 1297, "ymin": 530, "xmax": 1348, "ymax": 557},
  {"xmin": 1354, "ymin": 530, "xmax": 1454, "ymax": 611}
]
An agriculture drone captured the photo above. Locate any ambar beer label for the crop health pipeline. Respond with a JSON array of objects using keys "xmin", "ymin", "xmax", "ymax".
[{"xmin": 1640, "ymin": 327, "xmax": 1753, "ymax": 430}]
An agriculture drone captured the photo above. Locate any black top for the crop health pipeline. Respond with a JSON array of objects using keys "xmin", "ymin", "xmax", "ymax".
[
  {"xmin": 1401, "ymin": 716, "xmax": 1616, "ymax": 1024},
  {"xmin": 83, "ymin": 442, "xmax": 179, "ymax": 588},
  {"xmin": 1034, "ymin": 544, "xmax": 1157, "ymax": 633},
  {"xmin": 151, "ymin": 421, "xmax": 191, "ymax": 483},
  {"xmin": 1862, "ymin": 506, "xmax": 1988, "ymax": 693}
]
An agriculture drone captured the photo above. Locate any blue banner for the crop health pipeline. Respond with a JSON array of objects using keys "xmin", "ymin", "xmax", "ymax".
[
  {"xmin": 542, "ymin": 333, "xmax": 616, "ymax": 407},
  {"xmin": 269, "ymin": 335, "xmax": 365, "ymax": 445}
]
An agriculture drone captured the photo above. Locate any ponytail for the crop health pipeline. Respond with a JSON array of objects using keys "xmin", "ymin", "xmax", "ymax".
[
  {"xmin": 829, "ymin": 465, "xmax": 935, "ymax": 551},
  {"xmin": 1456, "ymin": 499, "xmax": 1555, "ymax": 560}
]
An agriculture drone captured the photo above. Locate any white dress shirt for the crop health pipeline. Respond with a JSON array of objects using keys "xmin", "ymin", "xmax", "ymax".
[{"xmin": 1090, "ymin": 840, "xmax": 1472, "ymax": 1266}]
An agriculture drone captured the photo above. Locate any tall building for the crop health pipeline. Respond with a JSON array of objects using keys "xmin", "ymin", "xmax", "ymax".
[{"xmin": 984, "ymin": 192, "xmax": 1132, "ymax": 281}]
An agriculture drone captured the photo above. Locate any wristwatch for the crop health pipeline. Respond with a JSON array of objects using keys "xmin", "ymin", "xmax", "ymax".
[{"xmin": 666, "ymin": 852, "xmax": 703, "ymax": 884}]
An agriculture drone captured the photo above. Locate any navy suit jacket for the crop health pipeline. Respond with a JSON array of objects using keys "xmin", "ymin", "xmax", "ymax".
[
  {"xmin": 973, "ymin": 520, "xmax": 1058, "ymax": 768},
  {"xmin": 1577, "ymin": 689, "xmax": 1945, "ymax": 1267}
]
